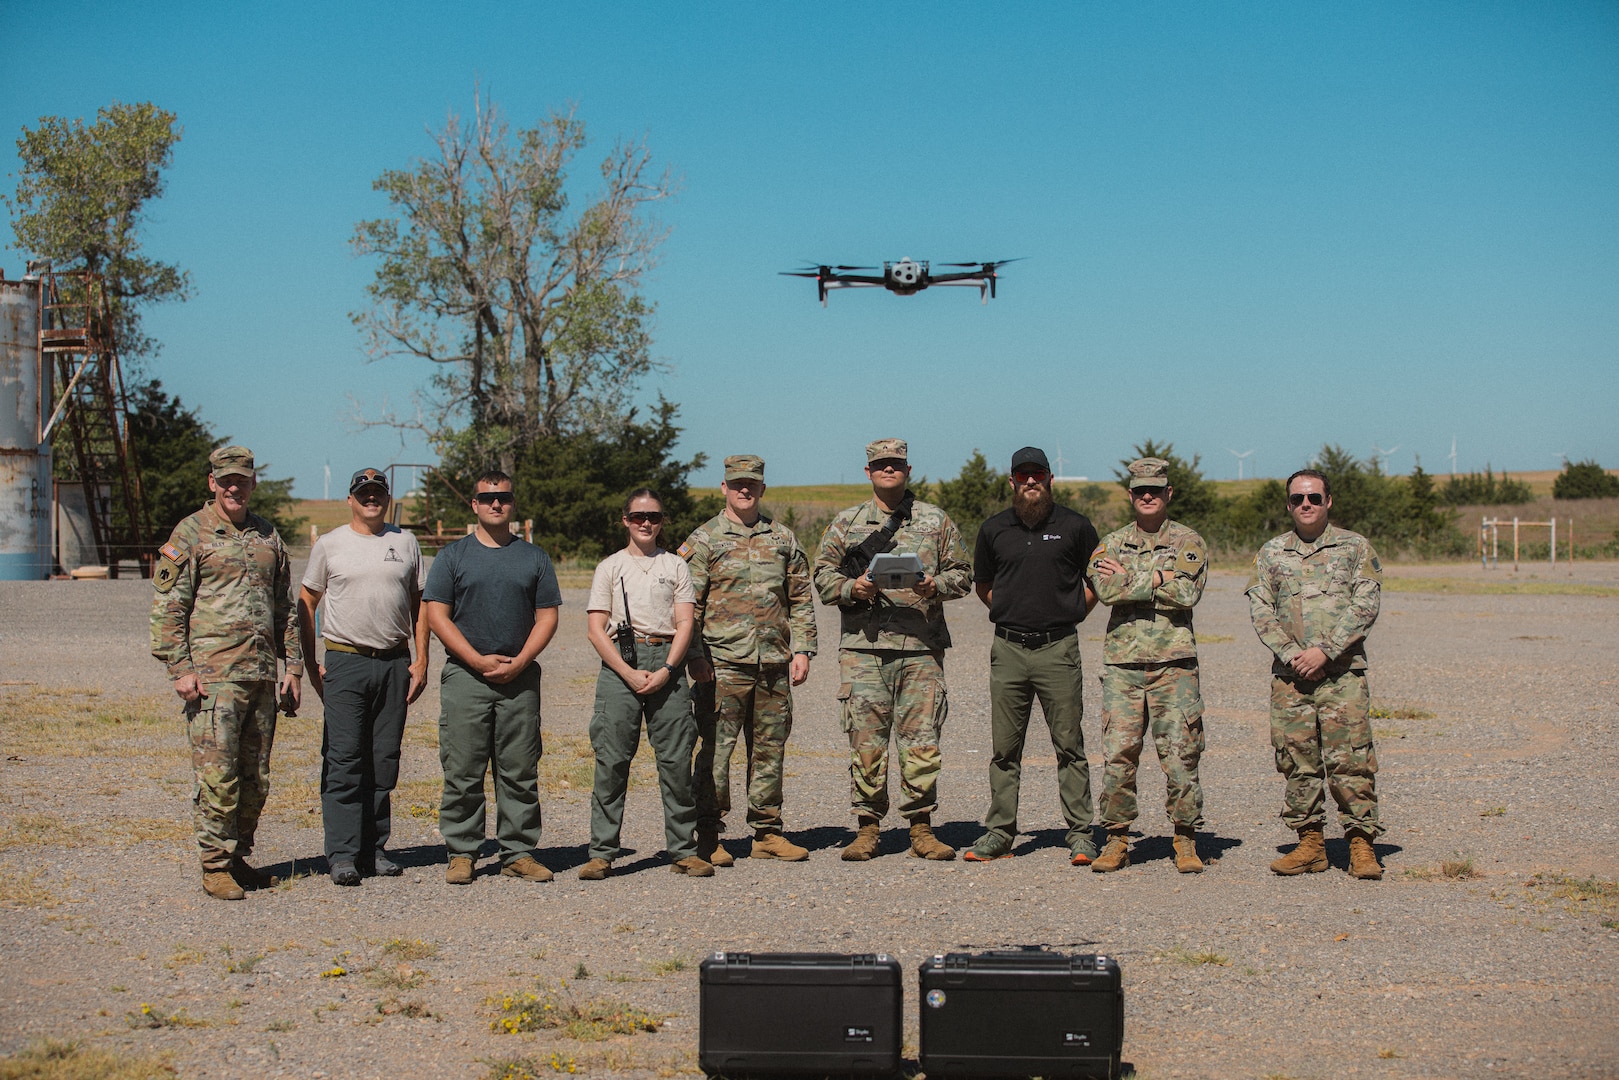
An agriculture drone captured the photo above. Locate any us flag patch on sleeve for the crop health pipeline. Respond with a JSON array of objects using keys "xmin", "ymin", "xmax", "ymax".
[
  {"xmin": 160, "ymin": 542, "xmax": 187, "ymax": 563},
  {"xmin": 677, "ymin": 542, "xmax": 692, "ymax": 559}
]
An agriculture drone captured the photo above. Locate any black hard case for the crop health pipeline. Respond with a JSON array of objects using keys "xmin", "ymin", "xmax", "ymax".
[
  {"xmin": 698, "ymin": 951, "xmax": 903, "ymax": 1077},
  {"xmin": 918, "ymin": 950, "xmax": 1124, "ymax": 1079}
]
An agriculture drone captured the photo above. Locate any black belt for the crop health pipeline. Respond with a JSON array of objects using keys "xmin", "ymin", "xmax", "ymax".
[
  {"xmin": 324, "ymin": 638, "xmax": 409, "ymax": 661},
  {"xmin": 994, "ymin": 625, "xmax": 1077, "ymax": 648}
]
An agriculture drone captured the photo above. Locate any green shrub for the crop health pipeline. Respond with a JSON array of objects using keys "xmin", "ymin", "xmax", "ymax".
[{"xmin": 1552, "ymin": 460, "xmax": 1619, "ymax": 500}]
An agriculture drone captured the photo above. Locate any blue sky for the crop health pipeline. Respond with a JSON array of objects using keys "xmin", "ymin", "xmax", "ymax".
[{"xmin": 3, "ymin": 2, "xmax": 1616, "ymax": 495}]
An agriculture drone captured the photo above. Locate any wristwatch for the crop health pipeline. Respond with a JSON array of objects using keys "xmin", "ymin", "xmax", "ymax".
[{"xmin": 663, "ymin": 662, "xmax": 681, "ymax": 674}]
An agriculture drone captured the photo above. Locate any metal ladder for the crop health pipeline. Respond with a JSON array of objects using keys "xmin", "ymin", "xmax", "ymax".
[{"xmin": 37, "ymin": 268, "xmax": 153, "ymax": 578}]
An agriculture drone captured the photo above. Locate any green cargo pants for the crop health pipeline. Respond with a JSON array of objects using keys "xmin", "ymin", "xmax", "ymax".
[
  {"xmin": 437, "ymin": 659, "xmax": 543, "ymax": 864},
  {"xmin": 1270, "ymin": 669, "xmax": 1381, "ymax": 836},
  {"xmin": 1098, "ymin": 660, "xmax": 1205, "ymax": 829},
  {"xmin": 588, "ymin": 641, "xmax": 698, "ymax": 862},
  {"xmin": 838, "ymin": 649, "xmax": 947, "ymax": 821},
  {"xmin": 692, "ymin": 661, "xmax": 793, "ymax": 834},
  {"xmin": 984, "ymin": 634, "xmax": 1094, "ymax": 849},
  {"xmin": 186, "ymin": 680, "xmax": 277, "ymax": 872}
]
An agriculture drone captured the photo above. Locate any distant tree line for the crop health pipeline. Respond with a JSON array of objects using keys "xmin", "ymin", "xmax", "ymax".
[{"xmin": 1552, "ymin": 460, "xmax": 1619, "ymax": 500}]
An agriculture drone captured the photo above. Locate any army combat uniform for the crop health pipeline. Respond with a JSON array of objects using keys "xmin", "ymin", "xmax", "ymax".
[
  {"xmin": 1246, "ymin": 524, "xmax": 1383, "ymax": 839},
  {"xmin": 1090, "ymin": 518, "xmax": 1209, "ymax": 836},
  {"xmin": 679, "ymin": 493, "xmax": 817, "ymax": 841},
  {"xmin": 151, "ymin": 500, "xmax": 302, "ymax": 876},
  {"xmin": 814, "ymin": 487, "xmax": 972, "ymax": 830}
]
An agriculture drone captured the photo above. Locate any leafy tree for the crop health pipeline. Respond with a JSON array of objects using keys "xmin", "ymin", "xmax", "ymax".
[
  {"xmin": 1114, "ymin": 440, "xmax": 1221, "ymax": 531},
  {"xmin": 352, "ymin": 94, "xmax": 677, "ymax": 474},
  {"xmin": 919, "ymin": 450, "xmax": 1007, "ymax": 542},
  {"xmin": 1552, "ymin": 460, "xmax": 1619, "ymax": 500},
  {"xmin": 1440, "ymin": 466, "xmax": 1534, "ymax": 506},
  {"xmin": 4, "ymin": 101, "xmax": 189, "ymax": 360},
  {"xmin": 426, "ymin": 397, "xmax": 716, "ymax": 560},
  {"xmin": 124, "ymin": 380, "xmax": 304, "ymax": 540}
]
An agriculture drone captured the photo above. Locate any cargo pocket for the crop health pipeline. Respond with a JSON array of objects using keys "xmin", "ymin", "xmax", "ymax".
[{"xmin": 836, "ymin": 681, "xmax": 855, "ymax": 734}]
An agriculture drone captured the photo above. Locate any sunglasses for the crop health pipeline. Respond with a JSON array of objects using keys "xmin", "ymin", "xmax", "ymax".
[
  {"xmin": 625, "ymin": 511, "xmax": 664, "ymax": 525},
  {"xmin": 1011, "ymin": 468, "xmax": 1050, "ymax": 483},
  {"xmin": 474, "ymin": 492, "xmax": 515, "ymax": 506},
  {"xmin": 869, "ymin": 459, "xmax": 907, "ymax": 473},
  {"xmin": 1131, "ymin": 487, "xmax": 1165, "ymax": 499},
  {"xmin": 1288, "ymin": 492, "xmax": 1326, "ymax": 507}
]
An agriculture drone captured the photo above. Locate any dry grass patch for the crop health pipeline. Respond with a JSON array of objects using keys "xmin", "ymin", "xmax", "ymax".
[
  {"xmin": 483, "ymin": 1054, "xmax": 580, "ymax": 1079},
  {"xmin": 1369, "ymin": 704, "xmax": 1435, "ymax": 721},
  {"xmin": 1384, "ymin": 577, "xmax": 1619, "ymax": 597},
  {"xmin": 0, "ymin": 687, "xmax": 174, "ymax": 757},
  {"xmin": 1524, "ymin": 873, "xmax": 1619, "ymax": 919},
  {"xmin": 0, "ymin": 1039, "xmax": 176, "ymax": 1080},
  {"xmin": 0, "ymin": 864, "xmax": 60, "ymax": 908},
  {"xmin": 488, "ymin": 981, "xmax": 664, "ymax": 1039},
  {"xmin": 1157, "ymin": 946, "xmax": 1228, "ymax": 967},
  {"xmin": 0, "ymin": 812, "xmax": 184, "ymax": 852}
]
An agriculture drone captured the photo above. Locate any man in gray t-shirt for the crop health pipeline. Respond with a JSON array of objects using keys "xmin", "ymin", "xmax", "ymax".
[
  {"xmin": 298, "ymin": 468, "xmax": 429, "ymax": 886},
  {"xmin": 423, "ymin": 470, "xmax": 562, "ymax": 885}
]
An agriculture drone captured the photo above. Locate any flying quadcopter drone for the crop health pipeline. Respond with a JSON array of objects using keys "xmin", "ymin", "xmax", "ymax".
[{"xmin": 781, "ymin": 257, "xmax": 1023, "ymax": 306}]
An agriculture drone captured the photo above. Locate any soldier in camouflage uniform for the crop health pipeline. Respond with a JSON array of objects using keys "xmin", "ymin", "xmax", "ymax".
[
  {"xmin": 1247, "ymin": 468, "xmax": 1385, "ymax": 880},
  {"xmin": 813, "ymin": 439, "xmax": 973, "ymax": 862},
  {"xmin": 678, "ymin": 455, "xmax": 818, "ymax": 863},
  {"xmin": 151, "ymin": 446, "xmax": 303, "ymax": 900},
  {"xmin": 1088, "ymin": 458, "xmax": 1209, "ymax": 874}
]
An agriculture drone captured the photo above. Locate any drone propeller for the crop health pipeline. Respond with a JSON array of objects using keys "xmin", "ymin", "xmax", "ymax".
[
  {"xmin": 936, "ymin": 258, "xmax": 1027, "ymax": 269},
  {"xmin": 779, "ymin": 270, "xmax": 824, "ymax": 278}
]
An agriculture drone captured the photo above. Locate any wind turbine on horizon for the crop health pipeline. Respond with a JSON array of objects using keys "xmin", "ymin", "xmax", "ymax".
[
  {"xmin": 1227, "ymin": 448, "xmax": 1254, "ymax": 481},
  {"xmin": 1448, "ymin": 436, "xmax": 1458, "ymax": 477},
  {"xmin": 1371, "ymin": 444, "xmax": 1400, "ymax": 473}
]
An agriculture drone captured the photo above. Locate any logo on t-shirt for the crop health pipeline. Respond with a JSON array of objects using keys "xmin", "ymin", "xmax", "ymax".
[
  {"xmin": 384, "ymin": 546, "xmax": 403, "ymax": 563},
  {"xmin": 1042, "ymin": 533, "xmax": 1062, "ymax": 541}
]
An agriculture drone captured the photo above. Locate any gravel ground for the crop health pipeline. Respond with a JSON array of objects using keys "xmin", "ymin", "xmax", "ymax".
[{"xmin": 1, "ymin": 560, "xmax": 1616, "ymax": 1079}]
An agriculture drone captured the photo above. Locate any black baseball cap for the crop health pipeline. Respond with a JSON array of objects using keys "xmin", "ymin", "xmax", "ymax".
[
  {"xmin": 349, "ymin": 467, "xmax": 389, "ymax": 494},
  {"xmin": 1010, "ymin": 447, "xmax": 1051, "ymax": 473}
]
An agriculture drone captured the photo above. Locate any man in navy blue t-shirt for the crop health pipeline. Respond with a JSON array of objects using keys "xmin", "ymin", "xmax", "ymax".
[{"xmin": 424, "ymin": 470, "xmax": 562, "ymax": 885}]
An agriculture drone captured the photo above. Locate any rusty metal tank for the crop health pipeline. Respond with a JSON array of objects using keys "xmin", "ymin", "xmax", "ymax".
[{"xmin": 0, "ymin": 275, "xmax": 52, "ymax": 579}]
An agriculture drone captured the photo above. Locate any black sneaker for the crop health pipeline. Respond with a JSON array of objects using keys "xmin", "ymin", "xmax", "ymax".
[
  {"xmin": 329, "ymin": 857, "xmax": 361, "ymax": 887},
  {"xmin": 369, "ymin": 851, "xmax": 402, "ymax": 877}
]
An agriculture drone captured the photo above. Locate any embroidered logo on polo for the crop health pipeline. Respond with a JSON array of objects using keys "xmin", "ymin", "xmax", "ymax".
[{"xmin": 1042, "ymin": 533, "xmax": 1062, "ymax": 541}]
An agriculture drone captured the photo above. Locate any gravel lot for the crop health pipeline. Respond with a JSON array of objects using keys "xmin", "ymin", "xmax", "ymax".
[{"xmin": 1, "ymin": 559, "xmax": 1616, "ymax": 1079}]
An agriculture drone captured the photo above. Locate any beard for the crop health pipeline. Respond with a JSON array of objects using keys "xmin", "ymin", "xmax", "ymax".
[{"xmin": 1014, "ymin": 484, "xmax": 1053, "ymax": 526}]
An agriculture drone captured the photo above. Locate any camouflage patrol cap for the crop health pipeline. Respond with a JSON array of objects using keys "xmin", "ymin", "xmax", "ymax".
[
  {"xmin": 724, "ymin": 454, "xmax": 765, "ymax": 482},
  {"xmin": 865, "ymin": 438, "xmax": 908, "ymax": 463},
  {"xmin": 209, "ymin": 445, "xmax": 256, "ymax": 480},
  {"xmin": 1126, "ymin": 457, "xmax": 1171, "ymax": 490}
]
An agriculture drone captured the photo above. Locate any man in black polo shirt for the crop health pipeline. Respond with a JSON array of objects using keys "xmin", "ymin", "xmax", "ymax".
[{"xmin": 966, "ymin": 447, "xmax": 1102, "ymax": 865}]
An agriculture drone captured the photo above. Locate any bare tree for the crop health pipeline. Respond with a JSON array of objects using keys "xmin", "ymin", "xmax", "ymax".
[{"xmin": 351, "ymin": 94, "xmax": 676, "ymax": 473}]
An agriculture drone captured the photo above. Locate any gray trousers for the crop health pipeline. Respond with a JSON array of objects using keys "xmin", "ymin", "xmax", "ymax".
[
  {"xmin": 588, "ymin": 641, "xmax": 698, "ymax": 862},
  {"xmin": 320, "ymin": 650, "xmax": 409, "ymax": 863},
  {"xmin": 437, "ymin": 659, "xmax": 543, "ymax": 863}
]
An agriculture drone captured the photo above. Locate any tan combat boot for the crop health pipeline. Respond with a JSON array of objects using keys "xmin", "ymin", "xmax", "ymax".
[
  {"xmin": 842, "ymin": 818, "xmax": 882, "ymax": 862},
  {"xmin": 1347, "ymin": 829, "xmax": 1384, "ymax": 880},
  {"xmin": 202, "ymin": 870, "xmax": 245, "ymax": 900},
  {"xmin": 578, "ymin": 858, "xmax": 611, "ymax": 880},
  {"xmin": 1172, "ymin": 827, "xmax": 1205, "ymax": 874},
  {"xmin": 908, "ymin": 816, "xmax": 957, "ymax": 861},
  {"xmin": 751, "ymin": 832, "xmax": 809, "ymax": 861},
  {"xmin": 1091, "ymin": 831, "xmax": 1130, "ymax": 873},
  {"xmin": 1270, "ymin": 825, "xmax": 1328, "ymax": 875},
  {"xmin": 697, "ymin": 829, "xmax": 734, "ymax": 868},
  {"xmin": 501, "ymin": 856, "xmax": 554, "ymax": 882},
  {"xmin": 231, "ymin": 856, "xmax": 278, "ymax": 890},
  {"xmin": 445, "ymin": 855, "xmax": 475, "ymax": 885},
  {"xmin": 671, "ymin": 856, "xmax": 715, "ymax": 877}
]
